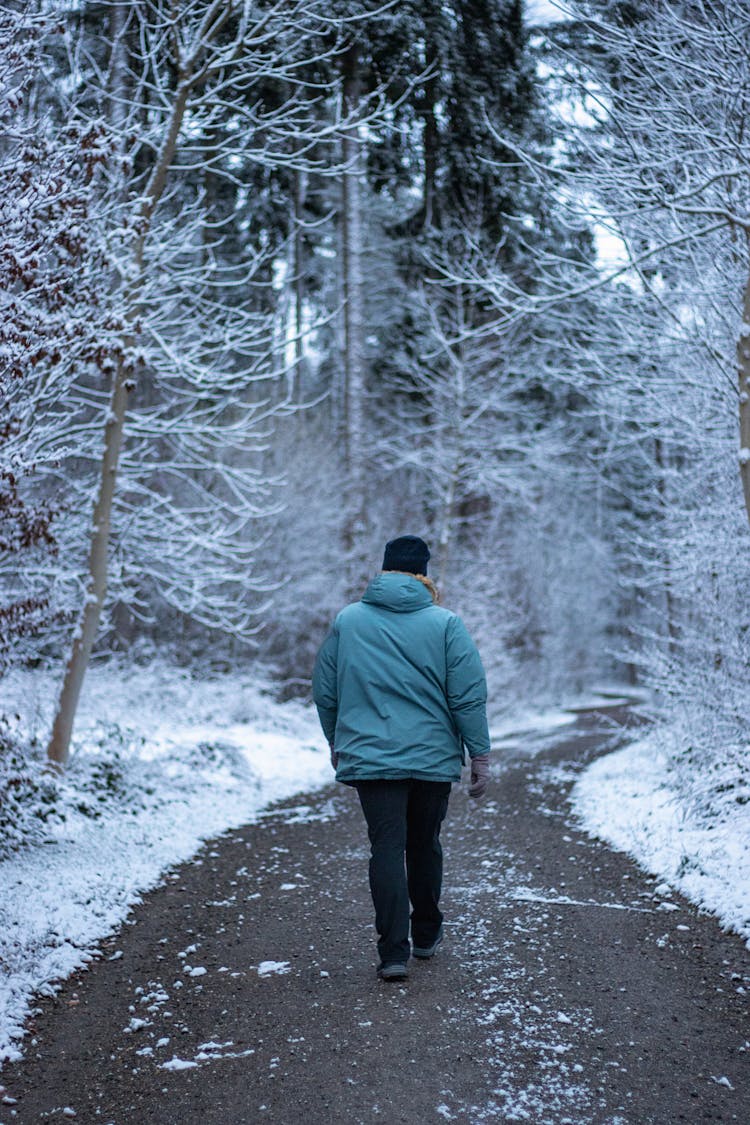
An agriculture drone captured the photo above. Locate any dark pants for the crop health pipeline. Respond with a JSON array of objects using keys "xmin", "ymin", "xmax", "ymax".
[{"xmin": 356, "ymin": 779, "xmax": 451, "ymax": 967}]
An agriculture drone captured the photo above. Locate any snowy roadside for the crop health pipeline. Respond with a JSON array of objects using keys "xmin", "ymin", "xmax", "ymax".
[
  {"xmin": 572, "ymin": 730, "xmax": 750, "ymax": 949},
  {"xmin": 0, "ymin": 669, "xmax": 640, "ymax": 1068},
  {"xmin": 0, "ymin": 662, "xmax": 331, "ymax": 1065}
]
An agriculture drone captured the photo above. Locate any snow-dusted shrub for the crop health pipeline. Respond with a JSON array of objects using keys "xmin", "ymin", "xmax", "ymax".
[
  {"xmin": 65, "ymin": 723, "xmax": 152, "ymax": 817},
  {"xmin": 0, "ymin": 721, "xmax": 153, "ymax": 857},
  {"xmin": 0, "ymin": 723, "xmax": 60, "ymax": 859}
]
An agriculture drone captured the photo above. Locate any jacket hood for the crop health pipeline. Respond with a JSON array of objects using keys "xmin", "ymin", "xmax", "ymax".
[{"xmin": 361, "ymin": 571, "xmax": 434, "ymax": 614}]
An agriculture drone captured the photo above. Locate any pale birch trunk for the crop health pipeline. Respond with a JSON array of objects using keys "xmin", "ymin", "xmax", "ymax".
[
  {"xmin": 422, "ymin": 39, "xmax": 438, "ymax": 230},
  {"xmin": 47, "ymin": 358, "xmax": 131, "ymax": 765},
  {"xmin": 340, "ymin": 45, "xmax": 368, "ymax": 580},
  {"xmin": 653, "ymin": 436, "xmax": 677, "ymax": 655},
  {"xmin": 47, "ymin": 76, "xmax": 194, "ymax": 767},
  {"xmin": 435, "ymin": 288, "xmax": 467, "ymax": 590},
  {"xmin": 436, "ymin": 461, "xmax": 458, "ymax": 590},
  {"xmin": 293, "ymin": 167, "xmax": 307, "ymax": 399},
  {"xmin": 738, "ymin": 274, "xmax": 750, "ymax": 526},
  {"xmin": 108, "ymin": 3, "xmax": 128, "ymax": 139}
]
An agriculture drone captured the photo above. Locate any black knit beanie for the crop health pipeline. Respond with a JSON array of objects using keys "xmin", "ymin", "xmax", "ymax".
[{"xmin": 382, "ymin": 535, "xmax": 430, "ymax": 575}]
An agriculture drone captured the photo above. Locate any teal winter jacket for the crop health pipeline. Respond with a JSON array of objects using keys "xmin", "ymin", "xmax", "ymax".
[{"xmin": 312, "ymin": 572, "xmax": 491, "ymax": 783}]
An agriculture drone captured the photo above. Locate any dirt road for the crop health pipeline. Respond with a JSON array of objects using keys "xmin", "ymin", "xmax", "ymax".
[{"xmin": 2, "ymin": 710, "xmax": 749, "ymax": 1123}]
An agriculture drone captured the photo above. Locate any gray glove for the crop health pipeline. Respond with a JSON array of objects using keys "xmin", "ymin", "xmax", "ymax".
[
  {"xmin": 468, "ymin": 754, "xmax": 490, "ymax": 798},
  {"xmin": 329, "ymin": 741, "xmax": 339, "ymax": 770}
]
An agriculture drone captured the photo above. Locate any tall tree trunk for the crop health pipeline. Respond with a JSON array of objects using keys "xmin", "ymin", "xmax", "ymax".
[
  {"xmin": 47, "ymin": 357, "xmax": 132, "ymax": 766},
  {"xmin": 422, "ymin": 39, "xmax": 439, "ymax": 229},
  {"xmin": 293, "ymin": 167, "xmax": 307, "ymax": 399},
  {"xmin": 654, "ymin": 436, "xmax": 677, "ymax": 655},
  {"xmin": 738, "ymin": 273, "xmax": 750, "ymax": 525},
  {"xmin": 108, "ymin": 2, "xmax": 128, "ymax": 139},
  {"xmin": 436, "ymin": 286, "xmax": 467, "ymax": 591},
  {"xmin": 340, "ymin": 44, "xmax": 367, "ymax": 576},
  {"xmin": 436, "ymin": 458, "xmax": 458, "ymax": 590},
  {"xmin": 47, "ymin": 76, "xmax": 194, "ymax": 768}
]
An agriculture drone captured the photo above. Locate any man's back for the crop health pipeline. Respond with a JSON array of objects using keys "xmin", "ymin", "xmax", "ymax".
[
  {"xmin": 311, "ymin": 536, "xmax": 492, "ymax": 980},
  {"xmin": 313, "ymin": 571, "xmax": 489, "ymax": 782}
]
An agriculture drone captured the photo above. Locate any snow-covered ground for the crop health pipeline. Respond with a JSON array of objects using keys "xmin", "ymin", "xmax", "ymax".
[
  {"xmin": 0, "ymin": 668, "xmax": 646, "ymax": 1069},
  {"xmin": 0, "ymin": 662, "xmax": 331, "ymax": 1065},
  {"xmin": 0, "ymin": 662, "xmax": 566, "ymax": 1068},
  {"xmin": 573, "ymin": 730, "xmax": 750, "ymax": 949}
]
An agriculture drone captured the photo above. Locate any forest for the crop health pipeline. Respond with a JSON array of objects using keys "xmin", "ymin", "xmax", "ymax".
[
  {"xmin": 2, "ymin": 0, "xmax": 749, "ymax": 827},
  {"xmin": 2, "ymin": 3, "xmax": 750, "ymax": 1114}
]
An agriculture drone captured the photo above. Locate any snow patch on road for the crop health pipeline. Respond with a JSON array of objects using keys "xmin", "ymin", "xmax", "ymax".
[
  {"xmin": 0, "ymin": 663, "xmax": 331, "ymax": 1067},
  {"xmin": 572, "ymin": 731, "xmax": 750, "ymax": 947},
  {"xmin": 256, "ymin": 961, "xmax": 291, "ymax": 977},
  {"xmin": 161, "ymin": 1056, "xmax": 199, "ymax": 1071},
  {"xmin": 159, "ymin": 1040, "xmax": 256, "ymax": 1071}
]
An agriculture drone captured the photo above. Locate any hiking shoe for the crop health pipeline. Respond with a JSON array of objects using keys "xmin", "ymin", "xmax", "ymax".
[
  {"xmin": 377, "ymin": 962, "xmax": 409, "ymax": 981},
  {"xmin": 412, "ymin": 928, "xmax": 444, "ymax": 960}
]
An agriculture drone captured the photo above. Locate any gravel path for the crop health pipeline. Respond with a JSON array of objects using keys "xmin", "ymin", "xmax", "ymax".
[{"xmin": 2, "ymin": 709, "xmax": 749, "ymax": 1124}]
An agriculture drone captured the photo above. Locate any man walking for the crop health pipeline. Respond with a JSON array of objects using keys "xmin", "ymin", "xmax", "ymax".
[{"xmin": 312, "ymin": 535, "xmax": 491, "ymax": 981}]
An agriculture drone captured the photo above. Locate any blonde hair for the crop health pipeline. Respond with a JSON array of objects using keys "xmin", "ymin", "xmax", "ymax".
[{"xmin": 383, "ymin": 570, "xmax": 440, "ymax": 604}]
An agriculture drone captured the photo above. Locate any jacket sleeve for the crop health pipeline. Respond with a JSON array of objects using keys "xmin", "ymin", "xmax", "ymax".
[
  {"xmin": 445, "ymin": 614, "xmax": 491, "ymax": 759},
  {"xmin": 312, "ymin": 620, "xmax": 339, "ymax": 744}
]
